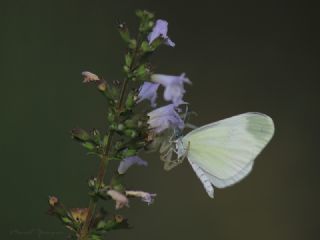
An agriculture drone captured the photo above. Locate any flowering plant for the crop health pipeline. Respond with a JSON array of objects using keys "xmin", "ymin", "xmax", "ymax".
[{"xmin": 48, "ymin": 10, "xmax": 191, "ymax": 240}]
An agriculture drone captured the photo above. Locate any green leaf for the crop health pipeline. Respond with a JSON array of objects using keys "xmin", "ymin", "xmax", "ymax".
[
  {"xmin": 107, "ymin": 111, "xmax": 115, "ymax": 123},
  {"xmin": 125, "ymin": 53, "xmax": 132, "ymax": 67},
  {"xmin": 141, "ymin": 41, "xmax": 153, "ymax": 53},
  {"xmin": 134, "ymin": 64, "xmax": 150, "ymax": 80},
  {"xmin": 117, "ymin": 124, "xmax": 125, "ymax": 131},
  {"xmin": 135, "ymin": 9, "xmax": 144, "ymax": 18},
  {"xmin": 96, "ymin": 220, "xmax": 108, "ymax": 230},
  {"xmin": 118, "ymin": 23, "xmax": 131, "ymax": 44},
  {"xmin": 82, "ymin": 142, "xmax": 96, "ymax": 151},
  {"xmin": 124, "ymin": 129, "xmax": 137, "ymax": 138},
  {"xmin": 102, "ymin": 135, "xmax": 109, "ymax": 147},
  {"xmin": 110, "ymin": 175, "xmax": 125, "ymax": 192},
  {"xmin": 128, "ymin": 39, "xmax": 137, "ymax": 49},
  {"xmin": 71, "ymin": 128, "xmax": 90, "ymax": 142},
  {"xmin": 125, "ymin": 92, "xmax": 135, "ymax": 109},
  {"xmin": 61, "ymin": 217, "xmax": 72, "ymax": 224},
  {"xmin": 108, "ymin": 86, "xmax": 120, "ymax": 99},
  {"xmin": 92, "ymin": 129, "xmax": 101, "ymax": 144},
  {"xmin": 89, "ymin": 234, "xmax": 103, "ymax": 240},
  {"xmin": 124, "ymin": 119, "xmax": 136, "ymax": 128},
  {"xmin": 122, "ymin": 148, "xmax": 136, "ymax": 157},
  {"xmin": 150, "ymin": 37, "xmax": 164, "ymax": 50}
]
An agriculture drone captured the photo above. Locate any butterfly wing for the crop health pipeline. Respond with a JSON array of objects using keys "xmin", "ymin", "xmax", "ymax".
[{"xmin": 182, "ymin": 112, "xmax": 274, "ymax": 196}]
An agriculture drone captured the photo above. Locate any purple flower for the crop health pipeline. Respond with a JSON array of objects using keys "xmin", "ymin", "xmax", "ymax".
[
  {"xmin": 118, "ymin": 156, "xmax": 148, "ymax": 174},
  {"xmin": 151, "ymin": 73, "xmax": 191, "ymax": 106},
  {"xmin": 147, "ymin": 104, "xmax": 184, "ymax": 133},
  {"xmin": 137, "ymin": 82, "xmax": 160, "ymax": 107},
  {"xmin": 148, "ymin": 19, "xmax": 175, "ymax": 47},
  {"xmin": 126, "ymin": 191, "xmax": 157, "ymax": 205}
]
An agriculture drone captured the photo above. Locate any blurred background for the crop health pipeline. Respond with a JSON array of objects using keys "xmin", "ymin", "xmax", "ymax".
[{"xmin": 1, "ymin": 0, "xmax": 319, "ymax": 239}]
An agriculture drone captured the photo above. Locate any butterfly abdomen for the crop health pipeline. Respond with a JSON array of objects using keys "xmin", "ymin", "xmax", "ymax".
[{"xmin": 189, "ymin": 160, "xmax": 214, "ymax": 198}]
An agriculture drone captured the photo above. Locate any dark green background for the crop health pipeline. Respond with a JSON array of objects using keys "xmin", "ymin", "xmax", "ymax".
[{"xmin": 1, "ymin": 1, "xmax": 319, "ymax": 239}]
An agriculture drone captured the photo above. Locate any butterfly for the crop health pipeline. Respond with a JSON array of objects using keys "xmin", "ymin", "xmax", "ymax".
[{"xmin": 159, "ymin": 112, "xmax": 275, "ymax": 198}]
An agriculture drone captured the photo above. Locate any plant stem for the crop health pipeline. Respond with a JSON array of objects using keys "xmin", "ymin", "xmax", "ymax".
[
  {"xmin": 78, "ymin": 37, "xmax": 140, "ymax": 240},
  {"xmin": 79, "ymin": 139, "xmax": 113, "ymax": 240}
]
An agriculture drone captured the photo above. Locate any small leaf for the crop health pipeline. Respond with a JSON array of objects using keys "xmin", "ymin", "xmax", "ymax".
[
  {"xmin": 125, "ymin": 92, "xmax": 135, "ymax": 109},
  {"xmin": 122, "ymin": 148, "xmax": 136, "ymax": 157},
  {"xmin": 61, "ymin": 217, "xmax": 72, "ymax": 224},
  {"xmin": 71, "ymin": 128, "xmax": 90, "ymax": 142},
  {"xmin": 118, "ymin": 23, "xmax": 131, "ymax": 44},
  {"xmin": 124, "ymin": 119, "xmax": 136, "ymax": 128},
  {"xmin": 108, "ymin": 86, "xmax": 120, "ymax": 99},
  {"xmin": 141, "ymin": 41, "xmax": 153, "ymax": 53},
  {"xmin": 128, "ymin": 39, "xmax": 137, "ymax": 49},
  {"xmin": 124, "ymin": 129, "xmax": 137, "ymax": 138},
  {"xmin": 96, "ymin": 220, "xmax": 108, "ymax": 230},
  {"xmin": 92, "ymin": 129, "xmax": 101, "ymax": 144},
  {"xmin": 150, "ymin": 37, "xmax": 164, "ymax": 50},
  {"xmin": 82, "ymin": 142, "xmax": 96, "ymax": 151},
  {"xmin": 89, "ymin": 234, "xmax": 103, "ymax": 240},
  {"xmin": 107, "ymin": 111, "xmax": 115, "ymax": 123},
  {"xmin": 102, "ymin": 135, "xmax": 109, "ymax": 147},
  {"xmin": 125, "ymin": 53, "xmax": 132, "ymax": 67}
]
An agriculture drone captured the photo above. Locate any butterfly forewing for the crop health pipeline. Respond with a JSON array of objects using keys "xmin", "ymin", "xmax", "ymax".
[{"xmin": 182, "ymin": 112, "xmax": 274, "ymax": 189}]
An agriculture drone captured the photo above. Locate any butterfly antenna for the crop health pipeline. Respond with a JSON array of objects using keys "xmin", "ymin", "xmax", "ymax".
[{"xmin": 183, "ymin": 105, "xmax": 198, "ymax": 129}]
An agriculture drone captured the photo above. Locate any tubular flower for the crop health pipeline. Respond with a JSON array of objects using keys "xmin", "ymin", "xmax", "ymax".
[
  {"xmin": 107, "ymin": 190, "xmax": 129, "ymax": 209},
  {"xmin": 147, "ymin": 104, "xmax": 184, "ymax": 133},
  {"xmin": 151, "ymin": 73, "xmax": 191, "ymax": 106},
  {"xmin": 148, "ymin": 19, "xmax": 175, "ymax": 47},
  {"xmin": 137, "ymin": 82, "xmax": 160, "ymax": 107},
  {"xmin": 118, "ymin": 156, "xmax": 148, "ymax": 174},
  {"xmin": 126, "ymin": 191, "xmax": 157, "ymax": 205}
]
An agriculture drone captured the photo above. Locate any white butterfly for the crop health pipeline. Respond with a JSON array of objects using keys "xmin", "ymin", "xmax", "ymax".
[{"xmin": 160, "ymin": 112, "xmax": 275, "ymax": 198}]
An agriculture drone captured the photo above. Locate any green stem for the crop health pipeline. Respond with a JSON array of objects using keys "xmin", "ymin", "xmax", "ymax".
[{"xmin": 78, "ymin": 36, "xmax": 140, "ymax": 240}]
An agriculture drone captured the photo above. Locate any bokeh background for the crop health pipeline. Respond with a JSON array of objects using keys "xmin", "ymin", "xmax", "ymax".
[{"xmin": 1, "ymin": 1, "xmax": 319, "ymax": 239}]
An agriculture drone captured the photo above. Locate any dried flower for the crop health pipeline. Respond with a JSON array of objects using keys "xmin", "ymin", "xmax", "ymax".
[
  {"xmin": 118, "ymin": 156, "xmax": 148, "ymax": 174},
  {"xmin": 97, "ymin": 80, "xmax": 108, "ymax": 91},
  {"xmin": 152, "ymin": 73, "xmax": 191, "ymax": 106},
  {"xmin": 107, "ymin": 190, "xmax": 129, "ymax": 209},
  {"xmin": 114, "ymin": 215, "xmax": 125, "ymax": 223},
  {"xmin": 82, "ymin": 71, "xmax": 100, "ymax": 83},
  {"xmin": 147, "ymin": 104, "xmax": 184, "ymax": 133},
  {"xmin": 137, "ymin": 82, "xmax": 160, "ymax": 107},
  {"xmin": 148, "ymin": 19, "xmax": 175, "ymax": 47},
  {"xmin": 70, "ymin": 208, "xmax": 88, "ymax": 223},
  {"xmin": 126, "ymin": 191, "xmax": 157, "ymax": 205},
  {"xmin": 48, "ymin": 196, "xmax": 59, "ymax": 207}
]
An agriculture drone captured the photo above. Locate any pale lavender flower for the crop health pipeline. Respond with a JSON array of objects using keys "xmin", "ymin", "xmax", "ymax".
[
  {"xmin": 118, "ymin": 156, "xmax": 148, "ymax": 174},
  {"xmin": 148, "ymin": 19, "xmax": 175, "ymax": 47},
  {"xmin": 151, "ymin": 73, "xmax": 191, "ymax": 106},
  {"xmin": 147, "ymin": 104, "xmax": 184, "ymax": 133},
  {"xmin": 82, "ymin": 71, "xmax": 100, "ymax": 83},
  {"xmin": 126, "ymin": 190, "xmax": 157, "ymax": 205},
  {"xmin": 137, "ymin": 82, "xmax": 160, "ymax": 107},
  {"xmin": 107, "ymin": 189, "xmax": 129, "ymax": 209}
]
